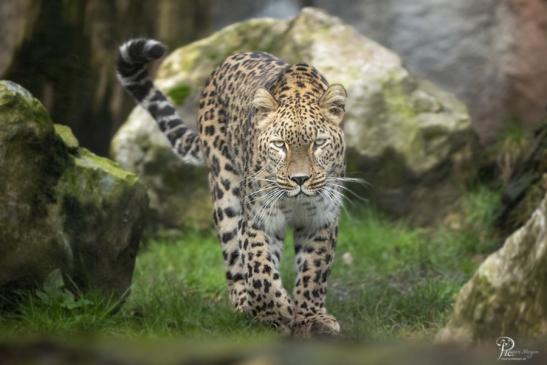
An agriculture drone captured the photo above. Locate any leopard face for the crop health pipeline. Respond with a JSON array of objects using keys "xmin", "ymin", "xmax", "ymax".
[{"xmin": 253, "ymin": 81, "xmax": 347, "ymax": 198}]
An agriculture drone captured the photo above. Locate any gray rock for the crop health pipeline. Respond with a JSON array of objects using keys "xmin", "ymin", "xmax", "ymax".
[
  {"xmin": 313, "ymin": 0, "xmax": 511, "ymax": 141},
  {"xmin": 112, "ymin": 8, "xmax": 476, "ymax": 227},
  {"xmin": 214, "ymin": 1, "xmax": 547, "ymax": 141},
  {"xmin": 437, "ymin": 191, "xmax": 547, "ymax": 342},
  {"xmin": 0, "ymin": 80, "xmax": 148, "ymax": 299}
]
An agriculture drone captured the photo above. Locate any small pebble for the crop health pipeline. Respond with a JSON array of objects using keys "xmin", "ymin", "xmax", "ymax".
[{"xmin": 342, "ymin": 252, "xmax": 353, "ymax": 266}]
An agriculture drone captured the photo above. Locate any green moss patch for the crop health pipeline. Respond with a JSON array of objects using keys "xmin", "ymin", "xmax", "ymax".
[{"xmin": 166, "ymin": 84, "xmax": 192, "ymax": 106}]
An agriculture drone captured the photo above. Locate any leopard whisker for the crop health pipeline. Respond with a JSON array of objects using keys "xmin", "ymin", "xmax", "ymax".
[
  {"xmin": 322, "ymin": 186, "xmax": 352, "ymax": 219},
  {"xmin": 263, "ymin": 190, "xmax": 285, "ymax": 223},
  {"xmin": 253, "ymin": 189, "xmax": 284, "ymax": 224},
  {"xmin": 254, "ymin": 177, "xmax": 278, "ymax": 184},
  {"xmin": 325, "ymin": 186, "xmax": 344, "ymax": 207},
  {"xmin": 326, "ymin": 182, "xmax": 368, "ymax": 204},
  {"xmin": 326, "ymin": 176, "xmax": 370, "ymax": 187},
  {"xmin": 247, "ymin": 184, "xmax": 278, "ymax": 198}
]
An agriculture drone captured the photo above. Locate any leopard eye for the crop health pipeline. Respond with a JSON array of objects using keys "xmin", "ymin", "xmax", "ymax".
[
  {"xmin": 314, "ymin": 138, "xmax": 327, "ymax": 147},
  {"xmin": 272, "ymin": 140, "xmax": 285, "ymax": 149},
  {"xmin": 329, "ymin": 106, "xmax": 342, "ymax": 116}
]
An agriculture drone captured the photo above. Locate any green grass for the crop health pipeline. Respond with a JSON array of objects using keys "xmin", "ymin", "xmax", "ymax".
[{"xmin": 0, "ymin": 187, "xmax": 502, "ymax": 341}]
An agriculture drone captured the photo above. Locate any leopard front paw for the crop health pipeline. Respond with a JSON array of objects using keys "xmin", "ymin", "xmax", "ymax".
[{"xmin": 292, "ymin": 313, "xmax": 340, "ymax": 338}]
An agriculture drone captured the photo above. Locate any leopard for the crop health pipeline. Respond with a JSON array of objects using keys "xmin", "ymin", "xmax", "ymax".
[{"xmin": 117, "ymin": 38, "xmax": 348, "ymax": 337}]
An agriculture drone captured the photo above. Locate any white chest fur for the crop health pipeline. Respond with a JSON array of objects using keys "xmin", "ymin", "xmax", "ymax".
[{"xmin": 262, "ymin": 194, "xmax": 340, "ymax": 236}]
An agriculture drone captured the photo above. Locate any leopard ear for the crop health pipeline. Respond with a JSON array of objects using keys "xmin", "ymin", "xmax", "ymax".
[
  {"xmin": 252, "ymin": 88, "xmax": 278, "ymax": 115},
  {"xmin": 252, "ymin": 88, "xmax": 278, "ymax": 129},
  {"xmin": 320, "ymin": 84, "xmax": 347, "ymax": 125}
]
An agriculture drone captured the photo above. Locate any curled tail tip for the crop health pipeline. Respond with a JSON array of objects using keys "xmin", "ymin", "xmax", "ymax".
[
  {"xmin": 117, "ymin": 38, "xmax": 167, "ymax": 69},
  {"xmin": 142, "ymin": 38, "xmax": 168, "ymax": 60}
]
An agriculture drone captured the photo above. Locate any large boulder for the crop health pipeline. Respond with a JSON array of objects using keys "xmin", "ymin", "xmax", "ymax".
[
  {"xmin": 0, "ymin": 81, "xmax": 148, "ymax": 299},
  {"xmin": 112, "ymin": 8, "xmax": 476, "ymax": 228},
  {"xmin": 437, "ymin": 191, "xmax": 547, "ymax": 342}
]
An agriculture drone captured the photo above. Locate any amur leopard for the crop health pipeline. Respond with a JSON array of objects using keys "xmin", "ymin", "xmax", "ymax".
[{"xmin": 117, "ymin": 38, "xmax": 348, "ymax": 336}]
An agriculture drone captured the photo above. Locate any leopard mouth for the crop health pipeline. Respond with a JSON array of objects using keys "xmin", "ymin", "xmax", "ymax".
[{"xmin": 287, "ymin": 186, "xmax": 316, "ymax": 197}]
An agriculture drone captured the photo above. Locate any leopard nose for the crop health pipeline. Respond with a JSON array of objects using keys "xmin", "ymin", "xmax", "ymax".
[{"xmin": 290, "ymin": 174, "xmax": 310, "ymax": 186}]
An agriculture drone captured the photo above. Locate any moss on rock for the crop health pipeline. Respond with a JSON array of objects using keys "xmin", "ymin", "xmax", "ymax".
[
  {"xmin": 166, "ymin": 84, "xmax": 192, "ymax": 106},
  {"xmin": 0, "ymin": 80, "xmax": 148, "ymax": 299},
  {"xmin": 54, "ymin": 124, "xmax": 79, "ymax": 149}
]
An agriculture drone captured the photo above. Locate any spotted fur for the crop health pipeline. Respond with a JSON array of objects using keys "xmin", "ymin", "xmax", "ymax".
[{"xmin": 117, "ymin": 38, "xmax": 348, "ymax": 336}]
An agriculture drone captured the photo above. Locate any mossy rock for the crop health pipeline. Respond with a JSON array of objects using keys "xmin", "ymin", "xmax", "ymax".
[
  {"xmin": 0, "ymin": 80, "xmax": 148, "ymax": 299},
  {"xmin": 438, "ymin": 192, "xmax": 547, "ymax": 342},
  {"xmin": 112, "ymin": 8, "xmax": 477, "ymax": 227}
]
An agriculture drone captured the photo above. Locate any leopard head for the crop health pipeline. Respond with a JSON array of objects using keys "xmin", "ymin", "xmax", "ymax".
[{"xmin": 252, "ymin": 65, "xmax": 347, "ymax": 198}]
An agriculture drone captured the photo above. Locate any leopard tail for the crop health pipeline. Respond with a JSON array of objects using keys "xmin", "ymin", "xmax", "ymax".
[{"xmin": 116, "ymin": 38, "xmax": 202, "ymax": 165}]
